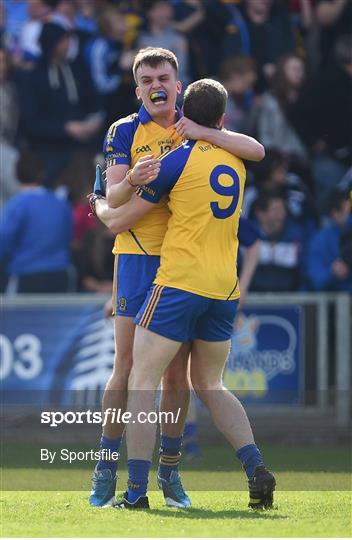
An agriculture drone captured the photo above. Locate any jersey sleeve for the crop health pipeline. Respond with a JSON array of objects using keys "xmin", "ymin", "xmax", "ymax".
[
  {"xmin": 103, "ymin": 118, "xmax": 136, "ymax": 168},
  {"xmin": 238, "ymin": 217, "xmax": 262, "ymax": 247},
  {"xmin": 136, "ymin": 141, "xmax": 195, "ymax": 204}
]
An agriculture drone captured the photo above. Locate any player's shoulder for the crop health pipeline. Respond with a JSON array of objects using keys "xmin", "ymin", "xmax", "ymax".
[
  {"xmin": 193, "ymin": 140, "xmax": 245, "ymax": 170},
  {"xmin": 159, "ymin": 140, "xmax": 196, "ymax": 171},
  {"xmin": 106, "ymin": 113, "xmax": 139, "ymax": 138},
  {"xmin": 219, "ymin": 146, "xmax": 246, "ymax": 174},
  {"xmin": 161, "ymin": 139, "xmax": 196, "ymax": 161},
  {"xmin": 113, "ymin": 112, "xmax": 139, "ymax": 128}
]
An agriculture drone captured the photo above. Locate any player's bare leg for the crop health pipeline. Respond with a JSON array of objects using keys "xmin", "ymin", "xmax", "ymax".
[
  {"xmin": 190, "ymin": 339, "xmax": 276, "ymax": 509},
  {"xmin": 126, "ymin": 326, "xmax": 182, "ymax": 458},
  {"xmin": 102, "ymin": 316, "xmax": 135, "ymax": 439},
  {"xmin": 122, "ymin": 326, "xmax": 190, "ymax": 508},
  {"xmin": 89, "ymin": 316, "xmax": 135, "ymax": 507},
  {"xmin": 190, "ymin": 339, "xmax": 254, "ymax": 449},
  {"xmin": 91, "ymin": 319, "xmax": 191, "ymax": 507},
  {"xmin": 160, "ymin": 343, "xmax": 191, "ymax": 437},
  {"xmin": 158, "ymin": 343, "xmax": 191, "ymax": 506}
]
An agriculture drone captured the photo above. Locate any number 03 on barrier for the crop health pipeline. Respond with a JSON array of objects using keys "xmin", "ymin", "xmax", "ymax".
[{"xmin": 0, "ymin": 334, "xmax": 43, "ymax": 380}]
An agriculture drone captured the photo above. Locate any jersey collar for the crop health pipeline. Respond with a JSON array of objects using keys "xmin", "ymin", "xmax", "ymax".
[{"xmin": 138, "ymin": 103, "xmax": 183, "ymax": 124}]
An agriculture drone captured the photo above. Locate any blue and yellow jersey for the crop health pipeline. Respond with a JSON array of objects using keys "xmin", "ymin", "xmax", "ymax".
[
  {"xmin": 104, "ymin": 104, "xmax": 183, "ymax": 255},
  {"xmin": 137, "ymin": 140, "xmax": 246, "ymax": 300}
]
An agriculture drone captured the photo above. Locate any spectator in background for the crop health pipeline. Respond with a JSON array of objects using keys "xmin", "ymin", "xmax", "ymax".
[
  {"xmin": 221, "ymin": 0, "xmax": 295, "ymax": 91},
  {"xmin": 250, "ymin": 193, "xmax": 307, "ymax": 291},
  {"xmin": 219, "ymin": 55, "xmax": 257, "ymax": 134},
  {"xmin": 76, "ymin": 221, "xmax": 115, "ymax": 293},
  {"xmin": 85, "ymin": 6, "xmax": 129, "ymax": 109},
  {"xmin": 0, "ymin": 47, "xmax": 20, "ymax": 206},
  {"xmin": 258, "ymin": 53, "xmax": 309, "ymax": 166},
  {"xmin": 296, "ymin": 35, "xmax": 352, "ymax": 213},
  {"xmin": 172, "ymin": 0, "xmax": 206, "ymax": 79},
  {"xmin": 243, "ymin": 149, "xmax": 318, "ymax": 236},
  {"xmin": 315, "ymin": 0, "xmax": 352, "ymax": 67},
  {"xmin": 18, "ymin": 0, "xmax": 56, "ymax": 66},
  {"xmin": 0, "ymin": 150, "xmax": 73, "ymax": 294},
  {"xmin": 20, "ymin": 21, "xmax": 103, "ymax": 184},
  {"xmin": 2, "ymin": 0, "xmax": 28, "ymax": 58},
  {"xmin": 306, "ymin": 190, "xmax": 352, "ymax": 293},
  {"xmin": 138, "ymin": 0, "xmax": 190, "ymax": 85},
  {"xmin": 51, "ymin": 0, "xmax": 95, "ymax": 66},
  {"xmin": 75, "ymin": 0, "xmax": 98, "ymax": 35}
]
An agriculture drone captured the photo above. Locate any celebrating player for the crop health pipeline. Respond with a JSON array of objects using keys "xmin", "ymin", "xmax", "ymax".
[
  {"xmin": 106, "ymin": 78, "xmax": 276, "ymax": 510},
  {"xmin": 89, "ymin": 47, "xmax": 265, "ymax": 508}
]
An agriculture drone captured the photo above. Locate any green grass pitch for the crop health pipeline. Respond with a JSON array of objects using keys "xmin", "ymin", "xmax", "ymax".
[{"xmin": 1, "ymin": 444, "xmax": 351, "ymax": 537}]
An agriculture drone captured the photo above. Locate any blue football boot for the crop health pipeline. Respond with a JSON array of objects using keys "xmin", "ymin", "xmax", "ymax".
[
  {"xmin": 157, "ymin": 470, "xmax": 191, "ymax": 508},
  {"xmin": 89, "ymin": 468, "xmax": 117, "ymax": 507}
]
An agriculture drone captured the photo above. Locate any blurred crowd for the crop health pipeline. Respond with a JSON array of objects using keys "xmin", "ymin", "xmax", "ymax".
[{"xmin": 0, "ymin": 0, "xmax": 351, "ymax": 295}]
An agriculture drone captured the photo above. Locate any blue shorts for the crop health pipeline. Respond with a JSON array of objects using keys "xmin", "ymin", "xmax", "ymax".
[
  {"xmin": 134, "ymin": 285, "xmax": 238, "ymax": 342},
  {"xmin": 113, "ymin": 254, "xmax": 160, "ymax": 317}
]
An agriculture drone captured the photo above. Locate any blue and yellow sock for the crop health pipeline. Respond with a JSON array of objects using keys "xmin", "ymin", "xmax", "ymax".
[
  {"xmin": 96, "ymin": 435, "xmax": 122, "ymax": 476},
  {"xmin": 158, "ymin": 435, "xmax": 182, "ymax": 481},
  {"xmin": 236, "ymin": 443, "xmax": 265, "ymax": 480},
  {"xmin": 127, "ymin": 459, "xmax": 151, "ymax": 503}
]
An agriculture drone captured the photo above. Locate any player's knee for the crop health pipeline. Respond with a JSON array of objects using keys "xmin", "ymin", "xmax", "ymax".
[
  {"xmin": 109, "ymin": 353, "xmax": 133, "ymax": 389},
  {"xmin": 162, "ymin": 362, "xmax": 190, "ymax": 390},
  {"xmin": 191, "ymin": 373, "xmax": 221, "ymax": 403},
  {"xmin": 127, "ymin": 365, "xmax": 156, "ymax": 392},
  {"xmin": 192, "ymin": 385, "xmax": 209, "ymax": 406}
]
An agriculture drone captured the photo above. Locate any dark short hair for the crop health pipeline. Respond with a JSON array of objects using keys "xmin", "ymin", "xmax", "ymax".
[
  {"xmin": 219, "ymin": 55, "xmax": 257, "ymax": 81},
  {"xmin": 16, "ymin": 150, "xmax": 44, "ymax": 185},
  {"xmin": 328, "ymin": 189, "xmax": 350, "ymax": 214},
  {"xmin": 253, "ymin": 192, "xmax": 286, "ymax": 213},
  {"xmin": 133, "ymin": 47, "xmax": 178, "ymax": 82},
  {"xmin": 253, "ymin": 148, "xmax": 288, "ymax": 184},
  {"xmin": 183, "ymin": 78, "xmax": 228, "ymax": 128}
]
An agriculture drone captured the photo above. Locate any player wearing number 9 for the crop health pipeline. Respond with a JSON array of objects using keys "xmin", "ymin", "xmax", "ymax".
[
  {"xmin": 133, "ymin": 83, "xmax": 246, "ymax": 306},
  {"xmin": 115, "ymin": 79, "xmax": 275, "ymax": 510}
]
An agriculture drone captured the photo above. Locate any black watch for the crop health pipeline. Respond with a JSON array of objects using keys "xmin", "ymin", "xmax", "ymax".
[{"xmin": 87, "ymin": 193, "xmax": 105, "ymax": 217}]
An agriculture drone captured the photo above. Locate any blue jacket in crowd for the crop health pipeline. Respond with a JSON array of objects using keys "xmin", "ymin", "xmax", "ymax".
[
  {"xmin": 306, "ymin": 215, "xmax": 352, "ymax": 292},
  {"xmin": 0, "ymin": 187, "xmax": 72, "ymax": 275},
  {"xmin": 251, "ymin": 218, "xmax": 307, "ymax": 291}
]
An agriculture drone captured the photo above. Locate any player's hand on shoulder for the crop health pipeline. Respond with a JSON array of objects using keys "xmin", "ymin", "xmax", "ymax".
[
  {"xmin": 175, "ymin": 117, "xmax": 204, "ymax": 140},
  {"xmin": 130, "ymin": 154, "xmax": 161, "ymax": 185}
]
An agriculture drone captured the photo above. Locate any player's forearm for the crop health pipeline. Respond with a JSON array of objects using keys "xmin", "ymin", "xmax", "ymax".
[
  {"xmin": 106, "ymin": 176, "xmax": 134, "ymax": 209},
  {"xmin": 95, "ymin": 198, "xmax": 123, "ymax": 231},
  {"xmin": 239, "ymin": 241, "xmax": 261, "ymax": 299},
  {"xmin": 95, "ymin": 197, "xmax": 147, "ymax": 235},
  {"xmin": 201, "ymin": 128, "xmax": 265, "ymax": 161}
]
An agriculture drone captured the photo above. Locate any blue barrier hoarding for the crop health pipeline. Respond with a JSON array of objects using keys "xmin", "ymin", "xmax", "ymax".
[
  {"xmin": 227, "ymin": 306, "xmax": 303, "ymax": 404},
  {"xmin": 0, "ymin": 302, "xmax": 303, "ymax": 405}
]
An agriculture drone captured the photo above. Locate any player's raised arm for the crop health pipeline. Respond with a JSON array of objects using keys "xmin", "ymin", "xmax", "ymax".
[{"xmin": 175, "ymin": 117, "xmax": 265, "ymax": 161}]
